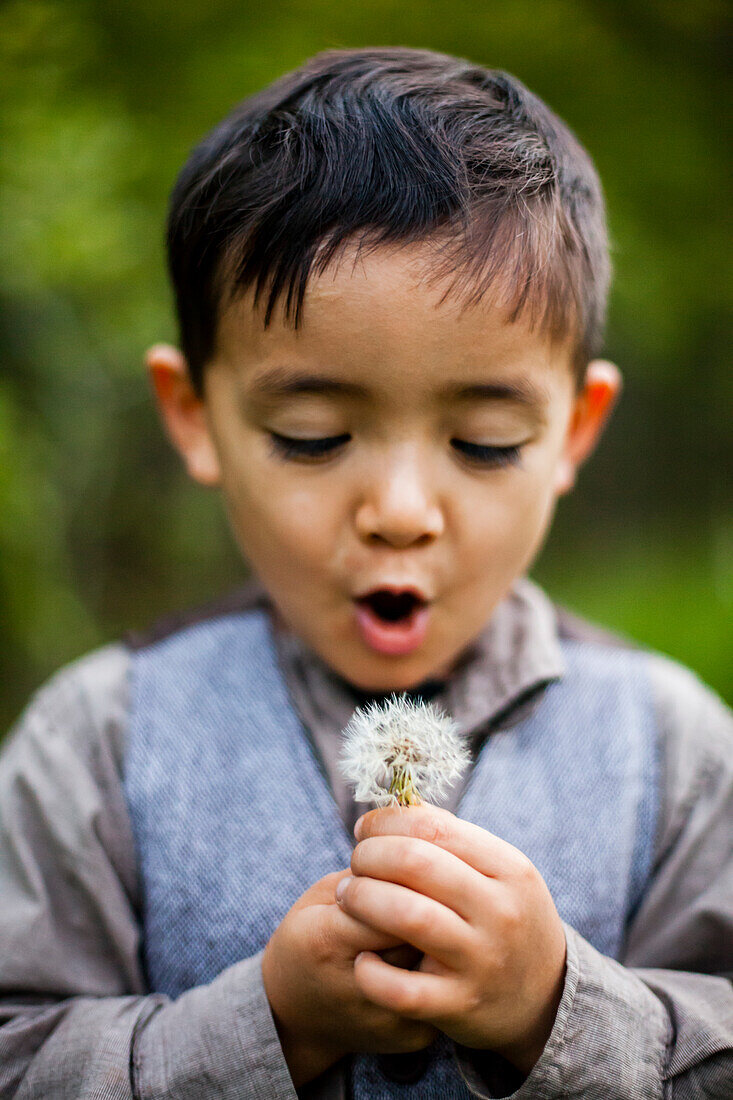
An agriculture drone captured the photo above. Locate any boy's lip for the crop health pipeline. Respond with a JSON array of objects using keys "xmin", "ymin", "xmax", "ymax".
[
  {"xmin": 353, "ymin": 599, "xmax": 431, "ymax": 656},
  {"xmin": 352, "ymin": 582, "xmax": 432, "ymax": 603},
  {"xmin": 351, "ymin": 585, "xmax": 432, "ymax": 656}
]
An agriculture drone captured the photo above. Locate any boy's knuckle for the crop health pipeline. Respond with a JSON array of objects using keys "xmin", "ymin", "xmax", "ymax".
[
  {"xmin": 460, "ymin": 982, "xmax": 484, "ymax": 1015},
  {"xmin": 511, "ymin": 852, "xmax": 538, "ymax": 887},
  {"xmin": 495, "ymin": 894, "xmax": 523, "ymax": 934},
  {"xmin": 486, "ymin": 940, "xmax": 512, "ymax": 979},
  {"xmin": 413, "ymin": 813, "xmax": 448, "ymax": 848},
  {"xmin": 404, "ymin": 898, "xmax": 433, "ymax": 940},
  {"xmin": 401, "ymin": 840, "xmax": 433, "ymax": 880},
  {"xmin": 391, "ymin": 980, "xmax": 421, "ymax": 1016}
]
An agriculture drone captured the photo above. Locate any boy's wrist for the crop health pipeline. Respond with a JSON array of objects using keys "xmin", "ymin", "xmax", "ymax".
[
  {"xmin": 262, "ymin": 962, "xmax": 345, "ymax": 1088},
  {"xmin": 272, "ymin": 1015, "xmax": 344, "ymax": 1089},
  {"xmin": 489, "ymin": 962, "xmax": 566, "ymax": 1075},
  {"xmin": 491, "ymin": 1024, "xmax": 551, "ymax": 1078}
]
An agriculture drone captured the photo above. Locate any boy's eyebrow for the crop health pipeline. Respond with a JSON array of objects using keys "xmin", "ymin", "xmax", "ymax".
[
  {"xmin": 248, "ymin": 370, "xmax": 369, "ymax": 400},
  {"xmin": 442, "ymin": 379, "xmax": 548, "ymax": 410},
  {"xmin": 248, "ymin": 368, "xmax": 548, "ymax": 413}
]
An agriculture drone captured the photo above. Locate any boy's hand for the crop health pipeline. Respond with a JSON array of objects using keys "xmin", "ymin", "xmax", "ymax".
[
  {"xmin": 261, "ymin": 869, "xmax": 438, "ymax": 1088},
  {"xmin": 337, "ymin": 805, "xmax": 567, "ymax": 1075}
]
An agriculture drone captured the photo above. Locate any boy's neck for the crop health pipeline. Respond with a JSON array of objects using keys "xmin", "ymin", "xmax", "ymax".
[
  {"xmin": 267, "ymin": 591, "xmax": 491, "ymax": 704},
  {"xmin": 348, "ymin": 677, "xmax": 446, "ymax": 706}
]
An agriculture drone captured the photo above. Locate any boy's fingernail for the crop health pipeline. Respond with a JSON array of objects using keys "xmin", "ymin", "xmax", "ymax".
[
  {"xmin": 354, "ymin": 816, "xmax": 365, "ymax": 840},
  {"xmin": 336, "ymin": 878, "xmax": 349, "ymax": 903}
]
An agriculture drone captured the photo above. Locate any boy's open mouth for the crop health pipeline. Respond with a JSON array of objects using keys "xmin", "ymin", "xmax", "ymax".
[
  {"xmin": 353, "ymin": 589, "xmax": 431, "ymax": 656},
  {"xmin": 357, "ymin": 590, "xmax": 424, "ymax": 622}
]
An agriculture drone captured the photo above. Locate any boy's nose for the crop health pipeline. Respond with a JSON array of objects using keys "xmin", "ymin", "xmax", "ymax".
[{"xmin": 354, "ymin": 445, "xmax": 445, "ymax": 548}]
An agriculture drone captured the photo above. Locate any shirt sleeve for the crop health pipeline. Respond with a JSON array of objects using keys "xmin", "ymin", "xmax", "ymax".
[
  {"xmin": 453, "ymin": 653, "xmax": 733, "ymax": 1099},
  {"xmin": 0, "ymin": 647, "xmax": 298, "ymax": 1100}
]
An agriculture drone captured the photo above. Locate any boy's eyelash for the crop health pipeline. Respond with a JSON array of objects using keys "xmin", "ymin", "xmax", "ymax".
[
  {"xmin": 268, "ymin": 432, "xmax": 523, "ymax": 468},
  {"xmin": 451, "ymin": 440, "xmax": 522, "ymax": 468},
  {"xmin": 268, "ymin": 432, "xmax": 352, "ymax": 459}
]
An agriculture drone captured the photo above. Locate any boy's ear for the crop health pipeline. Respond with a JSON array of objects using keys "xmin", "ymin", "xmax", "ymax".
[
  {"xmin": 145, "ymin": 344, "xmax": 222, "ymax": 486},
  {"xmin": 554, "ymin": 359, "xmax": 623, "ymax": 495}
]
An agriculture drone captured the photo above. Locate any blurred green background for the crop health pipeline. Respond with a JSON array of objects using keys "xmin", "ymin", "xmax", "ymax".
[{"xmin": 1, "ymin": 0, "xmax": 731, "ymax": 731}]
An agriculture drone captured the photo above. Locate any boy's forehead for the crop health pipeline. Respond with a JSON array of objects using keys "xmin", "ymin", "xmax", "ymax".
[{"xmin": 212, "ymin": 242, "xmax": 576, "ymax": 404}]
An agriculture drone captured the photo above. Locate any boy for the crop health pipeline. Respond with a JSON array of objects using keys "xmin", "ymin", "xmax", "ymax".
[{"xmin": 0, "ymin": 47, "xmax": 731, "ymax": 1100}]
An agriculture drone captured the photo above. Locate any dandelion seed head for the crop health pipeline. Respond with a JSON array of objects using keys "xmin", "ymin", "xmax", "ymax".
[{"xmin": 338, "ymin": 693, "xmax": 470, "ymax": 807}]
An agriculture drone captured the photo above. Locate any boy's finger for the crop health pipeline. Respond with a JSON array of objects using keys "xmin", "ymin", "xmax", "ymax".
[
  {"xmin": 353, "ymin": 951, "xmax": 458, "ymax": 1023},
  {"xmin": 297, "ymin": 871, "xmax": 419, "ymax": 954},
  {"xmin": 326, "ymin": 898, "xmax": 409, "ymax": 954},
  {"xmin": 355, "ymin": 805, "xmax": 529, "ymax": 880},
  {"xmin": 337, "ymin": 875, "xmax": 470, "ymax": 967},
  {"xmin": 351, "ymin": 834, "xmax": 494, "ymax": 923},
  {"xmin": 290, "ymin": 868, "xmax": 352, "ymax": 911}
]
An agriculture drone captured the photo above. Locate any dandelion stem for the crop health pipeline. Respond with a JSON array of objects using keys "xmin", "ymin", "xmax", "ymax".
[{"xmin": 390, "ymin": 767, "xmax": 423, "ymax": 806}]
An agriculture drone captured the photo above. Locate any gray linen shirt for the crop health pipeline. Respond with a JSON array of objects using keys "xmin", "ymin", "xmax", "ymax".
[{"xmin": 0, "ymin": 576, "xmax": 731, "ymax": 1099}]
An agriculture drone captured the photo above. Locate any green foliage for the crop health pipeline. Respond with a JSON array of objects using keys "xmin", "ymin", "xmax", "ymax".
[{"xmin": 1, "ymin": 0, "xmax": 730, "ymax": 730}]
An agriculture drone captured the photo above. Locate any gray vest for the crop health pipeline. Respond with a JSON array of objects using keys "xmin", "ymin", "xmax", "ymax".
[{"xmin": 125, "ymin": 607, "xmax": 659, "ymax": 1098}]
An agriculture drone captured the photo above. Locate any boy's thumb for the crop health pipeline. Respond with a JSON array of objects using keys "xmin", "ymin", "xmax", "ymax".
[{"xmin": 292, "ymin": 868, "xmax": 352, "ymax": 911}]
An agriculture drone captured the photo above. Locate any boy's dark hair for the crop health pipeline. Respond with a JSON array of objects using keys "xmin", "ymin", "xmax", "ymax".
[{"xmin": 168, "ymin": 48, "xmax": 610, "ymax": 394}]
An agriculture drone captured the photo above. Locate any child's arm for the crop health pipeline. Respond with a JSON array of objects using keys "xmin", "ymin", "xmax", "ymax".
[
  {"xmin": 0, "ymin": 648, "xmax": 440, "ymax": 1098},
  {"xmin": 340, "ymin": 665, "xmax": 733, "ymax": 1098},
  {"xmin": 0, "ymin": 649, "xmax": 300, "ymax": 1099}
]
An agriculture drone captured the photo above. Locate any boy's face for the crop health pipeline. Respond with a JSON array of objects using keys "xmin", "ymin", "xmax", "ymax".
[{"xmin": 151, "ymin": 243, "xmax": 619, "ymax": 692}]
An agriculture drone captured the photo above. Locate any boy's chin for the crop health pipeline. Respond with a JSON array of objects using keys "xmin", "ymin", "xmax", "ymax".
[
  {"xmin": 334, "ymin": 650, "xmax": 467, "ymax": 696},
  {"xmin": 271, "ymin": 601, "xmax": 476, "ymax": 695}
]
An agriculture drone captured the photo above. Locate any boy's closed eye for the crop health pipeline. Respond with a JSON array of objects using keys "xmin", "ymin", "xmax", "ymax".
[{"xmin": 267, "ymin": 430, "xmax": 525, "ymax": 469}]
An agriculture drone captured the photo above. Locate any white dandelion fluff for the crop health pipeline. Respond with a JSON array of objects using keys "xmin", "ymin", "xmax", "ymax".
[{"xmin": 338, "ymin": 693, "xmax": 470, "ymax": 808}]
